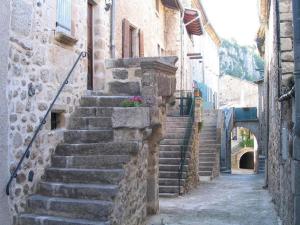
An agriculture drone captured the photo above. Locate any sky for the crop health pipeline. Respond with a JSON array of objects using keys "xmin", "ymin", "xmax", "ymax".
[{"xmin": 201, "ymin": 0, "xmax": 260, "ymax": 46}]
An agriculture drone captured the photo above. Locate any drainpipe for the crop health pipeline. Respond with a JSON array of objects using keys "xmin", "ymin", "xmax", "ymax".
[
  {"xmin": 110, "ymin": 0, "xmax": 116, "ymax": 58},
  {"xmin": 292, "ymin": 0, "xmax": 300, "ymax": 224},
  {"xmin": 293, "ymin": 0, "xmax": 300, "ymax": 138},
  {"xmin": 180, "ymin": 11, "xmax": 184, "ymax": 93}
]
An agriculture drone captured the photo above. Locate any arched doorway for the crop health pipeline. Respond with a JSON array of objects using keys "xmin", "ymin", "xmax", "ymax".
[
  {"xmin": 230, "ymin": 127, "xmax": 258, "ymax": 174},
  {"xmin": 239, "ymin": 152, "xmax": 254, "ymax": 169}
]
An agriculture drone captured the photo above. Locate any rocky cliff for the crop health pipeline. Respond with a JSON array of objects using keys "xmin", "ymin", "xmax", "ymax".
[{"xmin": 219, "ymin": 39, "xmax": 264, "ymax": 81}]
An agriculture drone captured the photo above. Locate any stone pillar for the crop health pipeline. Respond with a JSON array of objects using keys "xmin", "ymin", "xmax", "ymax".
[
  {"xmin": 140, "ymin": 60, "xmax": 177, "ymax": 215},
  {"xmin": 0, "ymin": 0, "xmax": 11, "ymax": 224}
]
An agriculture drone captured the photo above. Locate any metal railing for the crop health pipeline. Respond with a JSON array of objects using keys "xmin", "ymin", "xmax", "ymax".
[
  {"xmin": 178, "ymin": 95, "xmax": 195, "ymax": 195},
  {"xmin": 6, "ymin": 52, "xmax": 87, "ymax": 195}
]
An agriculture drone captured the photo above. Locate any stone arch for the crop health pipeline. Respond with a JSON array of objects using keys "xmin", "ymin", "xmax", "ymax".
[
  {"xmin": 239, "ymin": 151, "xmax": 254, "ymax": 169},
  {"xmin": 229, "ymin": 121, "xmax": 260, "ymax": 172}
]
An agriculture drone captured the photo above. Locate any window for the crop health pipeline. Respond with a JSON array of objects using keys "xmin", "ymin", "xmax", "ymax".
[
  {"xmin": 51, "ymin": 112, "xmax": 63, "ymax": 130},
  {"xmin": 56, "ymin": 0, "xmax": 72, "ymax": 35},
  {"xmin": 122, "ymin": 19, "xmax": 144, "ymax": 58}
]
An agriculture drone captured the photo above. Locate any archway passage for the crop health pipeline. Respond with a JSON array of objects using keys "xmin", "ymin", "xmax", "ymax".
[{"xmin": 239, "ymin": 152, "xmax": 254, "ymax": 169}]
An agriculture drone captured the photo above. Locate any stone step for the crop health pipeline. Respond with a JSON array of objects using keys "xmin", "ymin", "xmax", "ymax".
[
  {"xmin": 199, "ymin": 167, "xmax": 213, "ymax": 172},
  {"xmin": 160, "ymin": 158, "xmax": 189, "ymax": 165},
  {"xmin": 199, "ymin": 156, "xmax": 215, "ymax": 161},
  {"xmin": 199, "ymin": 176, "xmax": 212, "ymax": 182},
  {"xmin": 199, "ymin": 140, "xmax": 217, "ymax": 145},
  {"xmin": 64, "ymin": 130, "xmax": 113, "ymax": 144},
  {"xmin": 199, "ymin": 162, "xmax": 214, "ymax": 167},
  {"xmin": 68, "ymin": 117, "xmax": 112, "ymax": 130},
  {"xmin": 199, "ymin": 171, "xmax": 212, "ymax": 176},
  {"xmin": 159, "ymin": 186, "xmax": 182, "ymax": 193},
  {"xmin": 199, "ymin": 149, "xmax": 216, "ymax": 154},
  {"xmin": 16, "ymin": 214, "xmax": 109, "ymax": 225},
  {"xmin": 38, "ymin": 182, "xmax": 118, "ymax": 201},
  {"xmin": 56, "ymin": 142, "xmax": 139, "ymax": 156},
  {"xmin": 159, "ymin": 193, "xmax": 178, "ymax": 198},
  {"xmin": 164, "ymin": 132, "xmax": 191, "ymax": 139},
  {"xmin": 27, "ymin": 195, "xmax": 113, "ymax": 221},
  {"xmin": 166, "ymin": 123, "xmax": 192, "ymax": 129},
  {"xmin": 159, "ymin": 178, "xmax": 185, "ymax": 186},
  {"xmin": 72, "ymin": 107, "xmax": 113, "ymax": 118},
  {"xmin": 159, "ymin": 164, "xmax": 187, "ymax": 172},
  {"xmin": 199, "ymin": 152, "xmax": 216, "ymax": 156},
  {"xmin": 80, "ymin": 96, "xmax": 132, "ymax": 107},
  {"xmin": 160, "ymin": 145, "xmax": 191, "ymax": 151},
  {"xmin": 51, "ymin": 155, "xmax": 130, "ymax": 169},
  {"xmin": 199, "ymin": 144, "xmax": 220, "ymax": 149},
  {"xmin": 160, "ymin": 171, "xmax": 186, "ymax": 179},
  {"xmin": 160, "ymin": 151, "xmax": 182, "ymax": 158},
  {"xmin": 166, "ymin": 117, "xmax": 191, "ymax": 122},
  {"xmin": 45, "ymin": 168, "xmax": 124, "ymax": 185},
  {"xmin": 160, "ymin": 139, "xmax": 189, "ymax": 145}
]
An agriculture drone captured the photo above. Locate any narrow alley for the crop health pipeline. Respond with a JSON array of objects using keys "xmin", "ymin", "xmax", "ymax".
[{"xmin": 148, "ymin": 173, "xmax": 279, "ymax": 225}]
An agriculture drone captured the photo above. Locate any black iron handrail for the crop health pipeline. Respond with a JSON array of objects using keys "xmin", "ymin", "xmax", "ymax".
[
  {"xmin": 178, "ymin": 96, "xmax": 195, "ymax": 195},
  {"xmin": 6, "ymin": 51, "xmax": 87, "ymax": 195}
]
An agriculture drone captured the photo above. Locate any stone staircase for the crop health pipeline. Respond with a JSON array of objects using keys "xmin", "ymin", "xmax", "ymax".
[
  {"xmin": 15, "ymin": 95, "xmax": 140, "ymax": 225},
  {"xmin": 198, "ymin": 110, "xmax": 220, "ymax": 181},
  {"xmin": 258, "ymin": 155, "xmax": 266, "ymax": 174},
  {"xmin": 159, "ymin": 116, "xmax": 192, "ymax": 197}
]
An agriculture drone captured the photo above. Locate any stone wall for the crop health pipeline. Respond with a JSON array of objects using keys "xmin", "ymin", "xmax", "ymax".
[
  {"xmin": 0, "ymin": 0, "xmax": 12, "ymax": 224},
  {"xmin": 110, "ymin": 107, "xmax": 150, "ymax": 225},
  {"xmin": 104, "ymin": 57, "xmax": 177, "ymax": 215},
  {"xmin": 183, "ymin": 97, "xmax": 202, "ymax": 192},
  {"xmin": 7, "ymin": 0, "xmax": 88, "ymax": 216},
  {"xmin": 263, "ymin": 0, "xmax": 294, "ymax": 224},
  {"xmin": 219, "ymin": 75, "xmax": 258, "ymax": 108}
]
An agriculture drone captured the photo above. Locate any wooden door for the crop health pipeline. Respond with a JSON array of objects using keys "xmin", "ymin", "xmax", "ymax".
[{"xmin": 87, "ymin": 2, "xmax": 93, "ymax": 90}]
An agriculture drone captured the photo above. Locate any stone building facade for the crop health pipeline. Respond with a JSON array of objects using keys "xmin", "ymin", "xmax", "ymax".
[
  {"xmin": 219, "ymin": 75, "xmax": 259, "ymax": 109},
  {"xmin": 0, "ymin": 0, "xmax": 220, "ymax": 224},
  {"xmin": 257, "ymin": 0, "xmax": 299, "ymax": 224}
]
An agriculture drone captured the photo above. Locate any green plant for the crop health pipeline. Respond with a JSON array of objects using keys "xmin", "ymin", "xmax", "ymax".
[{"xmin": 121, "ymin": 96, "xmax": 143, "ymax": 107}]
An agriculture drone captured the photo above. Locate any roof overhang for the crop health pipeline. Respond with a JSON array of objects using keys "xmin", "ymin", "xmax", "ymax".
[
  {"xmin": 161, "ymin": 0, "xmax": 182, "ymax": 11},
  {"xmin": 184, "ymin": 9, "xmax": 203, "ymax": 36}
]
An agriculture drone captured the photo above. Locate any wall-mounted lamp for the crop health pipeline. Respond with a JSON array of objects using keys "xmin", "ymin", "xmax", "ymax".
[{"xmin": 105, "ymin": 0, "xmax": 112, "ymax": 11}]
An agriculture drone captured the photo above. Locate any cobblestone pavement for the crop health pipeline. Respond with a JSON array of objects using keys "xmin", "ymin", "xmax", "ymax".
[{"xmin": 147, "ymin": 173, "xmax": 280, "ymax": 225}]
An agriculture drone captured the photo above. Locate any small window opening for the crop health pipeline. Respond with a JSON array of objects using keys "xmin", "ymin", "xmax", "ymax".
[{"xmin": 51, "ymin": 112, "xmax": 63, "ymax": 130}]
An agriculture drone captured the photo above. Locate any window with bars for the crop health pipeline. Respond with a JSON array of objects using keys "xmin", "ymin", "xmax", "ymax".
[{"xmin": 56, "ymin": 0, "xmax": 72, "ymax": 35}]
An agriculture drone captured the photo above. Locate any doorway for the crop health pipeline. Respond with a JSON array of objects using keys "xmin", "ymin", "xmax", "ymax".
[{"xmin": 87, "ymin": 1, "xmax": 94, "ymax": 90}]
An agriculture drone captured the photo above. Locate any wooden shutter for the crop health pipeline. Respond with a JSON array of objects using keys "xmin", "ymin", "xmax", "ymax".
[
  {"xmin": 56, "ymin": 0, "xmax": 72, "ymax": 35},
  {"xmin": 139, "ymin": 29, "xmax": 144, "ymax": 57},
  {"xmin": 122, "ymin": 19, "xmax": 130, "ymax": 58}
]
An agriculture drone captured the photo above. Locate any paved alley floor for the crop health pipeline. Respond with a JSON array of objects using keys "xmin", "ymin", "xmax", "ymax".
[{"xmin": 147, "ymin": 173, "xmax": 280, "ymax": 225}]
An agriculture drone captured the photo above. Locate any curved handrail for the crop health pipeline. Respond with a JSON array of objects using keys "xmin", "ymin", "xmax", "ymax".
[
  {"xmin": 178, "ymin": 96, "xmax": 195, "ymax": 195},
  {"xmin": 6, "ymin": 51, "xmax": 87, "ymax": 195}
]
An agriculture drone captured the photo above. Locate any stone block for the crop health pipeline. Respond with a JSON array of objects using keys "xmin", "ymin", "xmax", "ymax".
[
  {"xmin": 280, "ymin": 22, "xmax": 293, "ymax": 37},
  {"xmin": 279, "ymin": 1, "xmax": 292, "ymax": 13},
  {"xmin": 292, "ymin": 160, "xmax": 300, "ymax": 195},
  {"xmin": 108, "ymin": 81, "xmax": 140, "ymax": 95},
  {"xmin": 281, "ymin": 51, "xmax": 294, "ymax": 62},
  {"xmin": 282, "ymin": 62, "xmax": 294, "ymax": 74},
  {"xmin": 295, "ymin": 196, "xmax": 300, "ymax": 225},
  {"xmin": 281, "ymin": 38, "xmax": 293, "ymax": 51},
  {"xmin": 11, "ymin": 0, "xmax": 33, "ymax": 36},
  {"xmin": 112, "ymin": 107, "xmax": 150, "ymax": 129},
  {"xmin": 157, "ymin": 75, "xmax": 172, "ymax": 97},
  {"xmin": 112, "ymin": 69, "xmax": 128, "ymax": 80}
]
